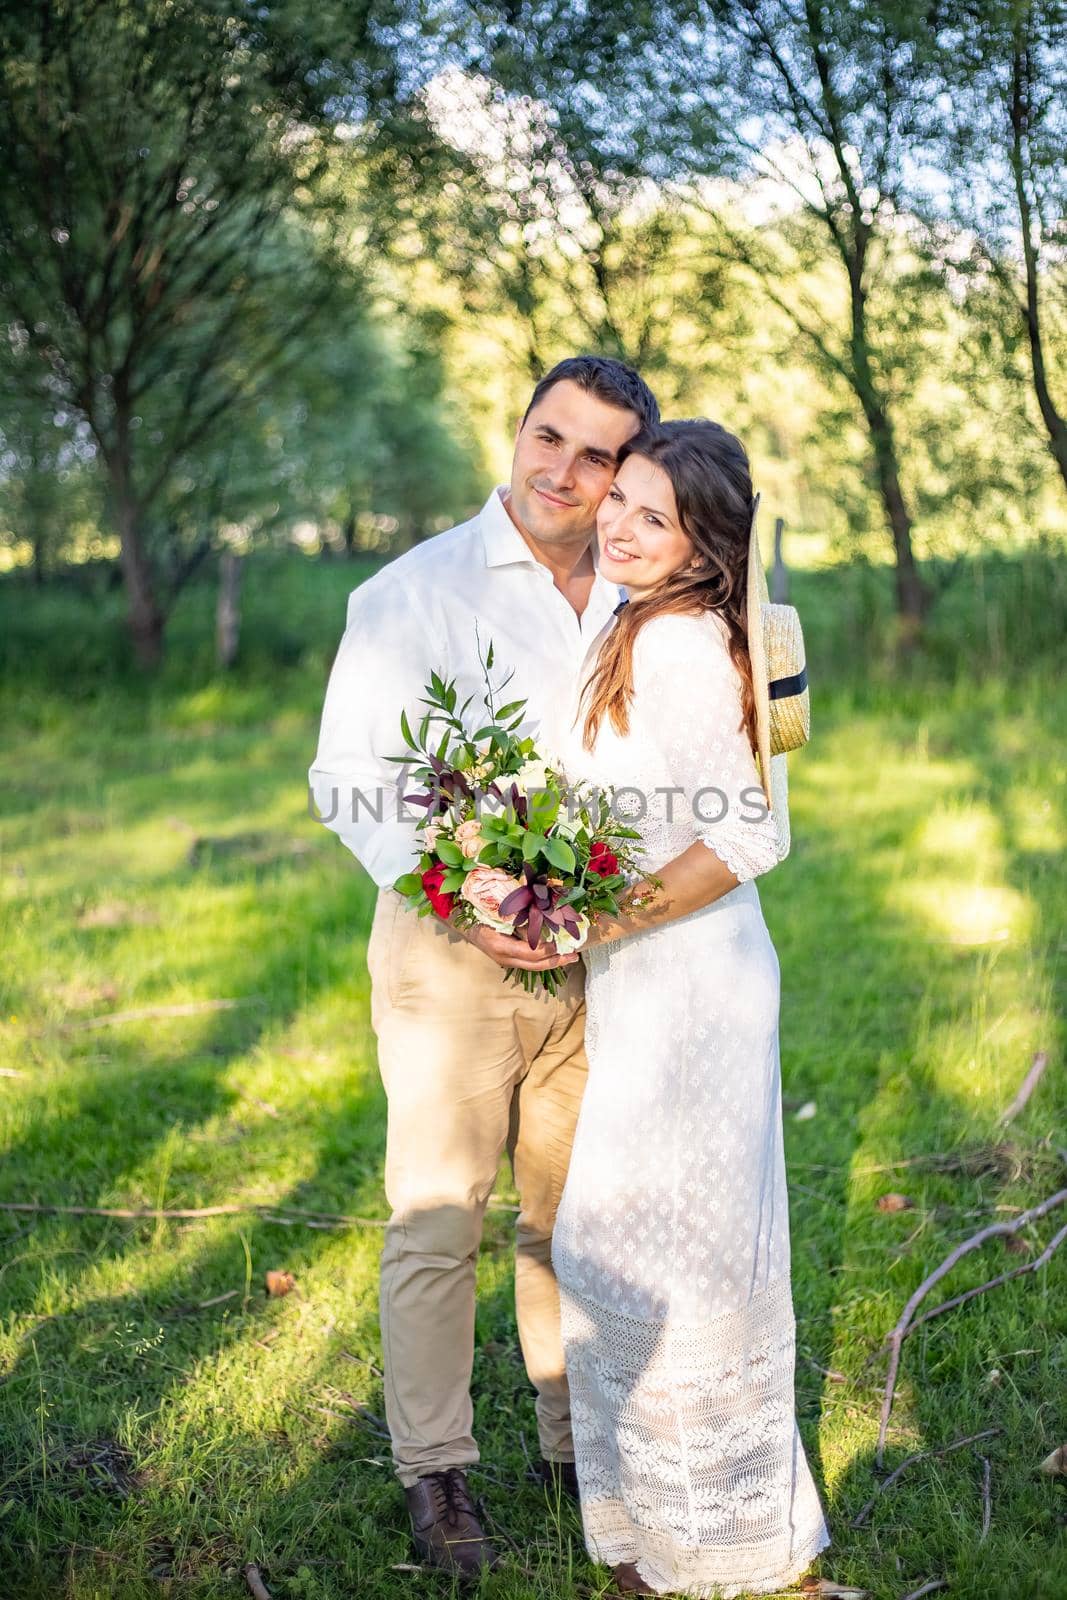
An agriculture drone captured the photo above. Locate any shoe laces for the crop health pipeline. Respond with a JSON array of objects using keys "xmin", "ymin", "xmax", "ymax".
[{"xmin": 428, "ymin": 1468, "xmax": 474, "ymax": 1527}]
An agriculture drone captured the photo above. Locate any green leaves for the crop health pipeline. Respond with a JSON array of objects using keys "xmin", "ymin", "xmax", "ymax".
[
  {"xmin": 522, "ymin": 831, "xmax": 548, "ymax": 861},
  {"xmin": 394, "ymin": 872, "xmax": 424, "ymax": 896},
  {"xmin": 542, "ymin": 834, "xmax": 576, "ymax": 872}
]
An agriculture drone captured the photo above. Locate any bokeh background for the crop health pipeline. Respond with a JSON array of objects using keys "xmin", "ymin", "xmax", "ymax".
[{"xmin": 0, "ymin": 4, "xmax": 1064, "ymax": 1598}]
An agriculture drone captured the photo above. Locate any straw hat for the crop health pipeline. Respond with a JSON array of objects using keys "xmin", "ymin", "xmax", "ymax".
[{"xmin": 746, "ymin": 493, "xmax": 810, "ymax": 858}]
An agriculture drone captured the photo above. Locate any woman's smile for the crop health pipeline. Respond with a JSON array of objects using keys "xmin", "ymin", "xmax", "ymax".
[{"xmin": 603, "ymin": 538, "xmax": 640, "ymax": 563}]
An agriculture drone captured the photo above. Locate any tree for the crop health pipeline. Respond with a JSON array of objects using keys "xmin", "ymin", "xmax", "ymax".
[
  {"xmin": 926, "ymin": 0, "xmax": 1067, "ymax": 495},
  {"xmin": 385, "ymin": 0, "xmax": 939, "ymax": 622},
  {"xmin": 0, "ymin": 0, "xmax": 379, "ymax": 663},
  {"xmin": 354, "ymin": 6, "xmax": 743, "ymax": 407},
  {"xmin": 649, "ymin": 0, "xmax": 939, "ymax": 625}
]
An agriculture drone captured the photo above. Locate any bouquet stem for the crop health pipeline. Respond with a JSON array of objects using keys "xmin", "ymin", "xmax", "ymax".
[{"xmin": 509, "ymin": 966, "xmax": 568, "ymax": 997}]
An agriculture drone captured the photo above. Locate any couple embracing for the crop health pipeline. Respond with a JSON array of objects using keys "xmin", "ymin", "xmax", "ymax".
[{"xmin": 309, "ymin": 356, "xmax": 831, "ymax": 1596}]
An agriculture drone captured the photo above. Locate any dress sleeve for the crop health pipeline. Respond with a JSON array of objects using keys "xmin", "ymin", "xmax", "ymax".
[{"xmin": 630, "ymin": 611, "xmax": 786, "ymax": 882}]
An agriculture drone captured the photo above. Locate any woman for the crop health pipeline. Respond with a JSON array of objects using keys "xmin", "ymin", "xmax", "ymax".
[{"xmin": 548, "ymin": 420, "xmax": 831, "ymax": 1596}]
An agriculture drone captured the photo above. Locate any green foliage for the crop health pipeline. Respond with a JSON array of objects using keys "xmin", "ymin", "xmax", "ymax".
[{"xmin": 0, "ymin": 547, "xmax": 1064, "ymax": 1597}]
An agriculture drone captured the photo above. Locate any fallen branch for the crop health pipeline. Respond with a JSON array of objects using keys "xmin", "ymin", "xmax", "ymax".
[
  {"xmin": 0, "ymin": 1200, "xmax": 387, "ymax": 1228},
  {"xmin": 877, "ymin": 1188, "xmax": 1066, "ymax": 1467},
  {"xmin": 0, "ymin": 1196, "xmax": 519, "ymax": 1228},
  {"xmin": 61, "ymin": 998, "xmax": 259, "ymax": 1032},
  {"xmin": 851, "ymin": 1428, "xmax": 1000, "ymax": 1526},
  {"xmin": 906, "ymin": 1222, "xmax": 1067, "ymax": 1335},
  {"xmin": 997, "ymin": 1051, "xmax": 1050, "ymax": 1126},
  {"xmin": 979, "ymin": 1456, "xmax": 991, "ymax": 1542},
  {"xmin": 166, "ymin": 1289, "xmax": 241, "ymax": 1318},
  {"xmin": 803, "ymin": 1355, "xmax": 847, "ymax": 1383},
  {"xmin": 899, "ymin": 1583, "xmax": 947, "ymax": 1600},
  {"xmin": 243, "ymin": 1563, "xmax": 272, "ymax": 1600}
]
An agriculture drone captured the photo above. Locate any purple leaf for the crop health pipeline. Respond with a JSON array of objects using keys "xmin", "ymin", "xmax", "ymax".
[{"xmin": 498, "ymin": 887, "xmax": 532, "ymax": 918}]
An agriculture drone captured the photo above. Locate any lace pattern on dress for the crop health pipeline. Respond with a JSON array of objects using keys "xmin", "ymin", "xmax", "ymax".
[{"xmin": 560, "ymin": 1280, "xmax": 831, "ymax": 1596}]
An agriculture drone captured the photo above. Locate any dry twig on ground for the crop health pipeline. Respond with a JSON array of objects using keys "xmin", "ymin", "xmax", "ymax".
[
  {"xmin": 997, "ymin": 1050, "xmax": 1050, "ymax": 1126},
  {"xmin": 851, "ymin": 1428, "xmax": 1001, "ymax": 1526},
  {"xmin": 877, "ymin": 1187, "xmax": 1066, "ymax": 1466},
  {"xmin": 242, "ymin": 1563, "xmax": 272, "ymax": 1600}
]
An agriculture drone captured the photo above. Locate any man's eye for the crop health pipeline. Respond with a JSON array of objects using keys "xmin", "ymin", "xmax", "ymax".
[{"xmin": 586, "ymin": 455, "xmax": 608, "ymax": 468}]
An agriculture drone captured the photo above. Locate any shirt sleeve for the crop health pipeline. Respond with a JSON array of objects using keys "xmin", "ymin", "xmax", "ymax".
[
  {"xmin": 631, "ymin": 611, "xmax": 786, "ymax": 882},
  {"xmin": 308, "ymin": 572, "xmax": 444, "ymax": 889}
]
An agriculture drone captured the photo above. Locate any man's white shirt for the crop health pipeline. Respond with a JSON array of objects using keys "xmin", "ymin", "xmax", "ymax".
[{"xmin": 308, "ymin": 486, "xmax": 625, "ymax": 889}]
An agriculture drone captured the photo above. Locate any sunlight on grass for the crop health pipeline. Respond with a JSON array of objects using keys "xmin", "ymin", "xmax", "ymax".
[
  {"xmin": 890, "ymin": 879, "xmax": 1032, "ymax": 947},
  {"xmin": 2, "ymin": 556, "xmax": 1064, "ymax": 1599}
]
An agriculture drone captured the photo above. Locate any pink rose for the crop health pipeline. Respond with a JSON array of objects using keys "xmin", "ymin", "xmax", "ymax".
[
  {"xmin": 460, "ymin": 866, "xmax": 524, "ymax": 932},
  {"xmin": 455, "ymin": 818, "xmax": 486, "ymax": 860}
]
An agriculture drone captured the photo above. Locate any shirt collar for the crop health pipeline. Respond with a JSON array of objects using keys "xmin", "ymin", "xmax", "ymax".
[
  {"xmin": 480, "ymin": 486, "xmax": 541, "ymax": 569},
  {"xmin": 479, "ymin": 485, "xmax": 622, "ymax": 591}
]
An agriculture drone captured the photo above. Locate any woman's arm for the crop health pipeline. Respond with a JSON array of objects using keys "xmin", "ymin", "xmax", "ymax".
[
  {"xmin": 584, "ymin": 611, "xmax": 786, "ymax": 950},
  {"xmin": 584, "ymin": 839, "xmax": 740, "ymax": 948}
]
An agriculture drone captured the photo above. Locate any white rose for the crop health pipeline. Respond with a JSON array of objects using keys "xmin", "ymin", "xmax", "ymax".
[
  {"xmin": 552, "ymin": 913, "xmax": 590, "ymax": 955},
  {"xmin": 512, "ymin": 759, "xmax": 550, "ymax": 796}
]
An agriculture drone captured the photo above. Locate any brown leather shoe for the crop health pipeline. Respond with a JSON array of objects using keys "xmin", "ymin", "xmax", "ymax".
[
  {"xmin": 611, "ymin": 1562, "xmax": 655, "ymax": 1594},
  {"xmin": 404, "ymin": 1468, "xmax": 501, "ymax": 1580},
  {"xmin": 533, "ymin": 1457, "xmax": 581, "ymax": 1504}
]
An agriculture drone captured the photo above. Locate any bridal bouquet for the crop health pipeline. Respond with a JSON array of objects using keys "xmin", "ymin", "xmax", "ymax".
[{"xmin": 390, "ymin": 642, "xmax": 645, "ymax": 993}]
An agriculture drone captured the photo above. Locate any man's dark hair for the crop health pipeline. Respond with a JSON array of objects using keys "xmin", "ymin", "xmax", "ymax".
[{"xmin": 522, "ymin": 355, "xmax": 660, "ymax": 430}]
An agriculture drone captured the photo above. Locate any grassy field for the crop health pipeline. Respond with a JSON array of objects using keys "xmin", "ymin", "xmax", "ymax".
[{"xmin": 0, "ymin": 548, "xmax": 1064, "ymax": 1600}]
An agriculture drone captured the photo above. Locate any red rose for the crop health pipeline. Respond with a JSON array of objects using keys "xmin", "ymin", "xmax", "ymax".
[
  {"xmin": 588, "ymin": 840, "xmax": 619, "ymax": 878},
  {"xmin": 422, "ymin": 862, "xmax": 457, "ymax": 920}
]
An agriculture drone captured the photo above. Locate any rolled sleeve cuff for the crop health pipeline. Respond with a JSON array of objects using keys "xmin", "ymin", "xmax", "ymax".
[{"xmin": 308, "ymin": 766, "xmax": 421, "ymax": 889}]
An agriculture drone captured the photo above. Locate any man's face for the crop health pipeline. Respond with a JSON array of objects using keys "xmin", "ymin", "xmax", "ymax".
[{"xmin": 508, "ymin": 379, "xmax": 643, "ymax": 547}]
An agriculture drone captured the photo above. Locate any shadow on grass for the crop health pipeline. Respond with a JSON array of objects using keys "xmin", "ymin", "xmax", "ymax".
[{"xmin": 2, "ymin": 547, "xmax": 1064, "ymax": 1596}]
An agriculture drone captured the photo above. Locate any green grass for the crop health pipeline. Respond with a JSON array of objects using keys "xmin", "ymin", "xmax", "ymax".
[{"xmin": 0, "ymin": 549, "xmax": 1064, "ymax": 1600}]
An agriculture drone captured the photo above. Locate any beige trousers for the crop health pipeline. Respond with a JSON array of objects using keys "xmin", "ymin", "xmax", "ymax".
[{"xmin": 366, "ymin": 889, "xmax": 589, "ymax": 1486}]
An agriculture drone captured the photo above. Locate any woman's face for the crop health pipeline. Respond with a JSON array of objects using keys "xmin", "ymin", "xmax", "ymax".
[{"xmin": 596, "ymin": 453, "xmax": 697, "ymax": 597}]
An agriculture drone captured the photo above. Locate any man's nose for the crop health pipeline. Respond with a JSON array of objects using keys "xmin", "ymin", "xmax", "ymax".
[{"xmin": 546, "ymin": 451, "xmax": 579, "ymax": 489}]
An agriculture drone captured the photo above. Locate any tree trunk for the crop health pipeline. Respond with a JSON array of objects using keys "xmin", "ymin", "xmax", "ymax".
[
  {"xmin": 32, "ymin": 529, "xmax": 47, "ymax": 586},
  {"xmin": 771, "ymin": 516, "xmax": 789, "ymax": 604},
  {"xmin": 342, "ymin": 509, "xmax": 357, "ymax": 558},
  {"xmin": 216, "ymin": 550, "xmax": 242, "ymax": 669},
  {"xmin": 848, "ymin": 261, "xmax": 930, "ymax": 627},
  {"xmin": 862, "ymin": 394, "xmax": 931, "ymax": 627},
  {"xmin": 107, "ymin": 409, "xmax": 165, "ymax": 668},
  {"xmin": 1010, "ymin": 42, "xmax": 1067, "ymax": 495},
  {"xmin": 117, "ymin": 503, "xmax": 164, "ymax": 667},
  {"xmin": 112, "ymin": 478, "xmax": 164, "ymax": 667}
]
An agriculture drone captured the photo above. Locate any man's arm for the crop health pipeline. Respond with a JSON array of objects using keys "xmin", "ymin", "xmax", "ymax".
[
  {"xmin": 309, "ymin": 575, "xmax": 436, "ymax": 889},
  {"xmin": 309, "ymin": 573, "xmax": 577, "ymax": 975}
]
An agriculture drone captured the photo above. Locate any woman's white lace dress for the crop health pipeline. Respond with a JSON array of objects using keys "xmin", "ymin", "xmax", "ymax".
[{"xmin": 548, "ymin": 611, "xmax": 831, "ymax": 1596}]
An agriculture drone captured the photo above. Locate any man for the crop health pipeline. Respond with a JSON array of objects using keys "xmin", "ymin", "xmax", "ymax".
[{"xmin": 309, "ymin": 356, "xmax": 660, "ymax": 1577}]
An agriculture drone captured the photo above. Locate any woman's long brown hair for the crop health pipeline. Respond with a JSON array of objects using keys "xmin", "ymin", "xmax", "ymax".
[{"xmin": 581, "ymin": 419, "xmax": 757, "ymax": 754}]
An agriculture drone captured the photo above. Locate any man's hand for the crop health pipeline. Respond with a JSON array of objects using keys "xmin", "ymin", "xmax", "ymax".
[{"xmin": 462, "ymin": 924, "xmax": 579, "ymax": 972}]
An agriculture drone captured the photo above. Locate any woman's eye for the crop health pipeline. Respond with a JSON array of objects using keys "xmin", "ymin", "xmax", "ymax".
[
  {"xmin": 608, "ymin": 487, "xmax": 623, "ymax": 502},
  {"xmin": 645, "ymin": 514, "xmax": 663, "ymax": 527}
]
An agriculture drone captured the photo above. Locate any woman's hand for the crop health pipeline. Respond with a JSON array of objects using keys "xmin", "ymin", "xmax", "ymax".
[
  {"xmin": 462, "ymin": 923, "xmax": 580, "ymax": 972},
  {"xmin": 582, "ymin": 880, "xmax": 659, "ymax": 950}
]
